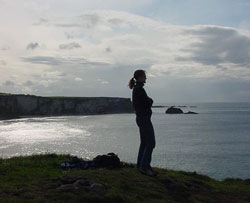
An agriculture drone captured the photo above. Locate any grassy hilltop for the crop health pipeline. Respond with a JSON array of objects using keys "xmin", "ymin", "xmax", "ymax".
[{"xmin": 0, "ymin": 154, "xmax": 249, "ymax": 202}]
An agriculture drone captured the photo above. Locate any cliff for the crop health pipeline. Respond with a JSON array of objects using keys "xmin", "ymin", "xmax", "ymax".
[{"xmin": 0, "ymin": 94, "xmax": 133, "ymax": 118}]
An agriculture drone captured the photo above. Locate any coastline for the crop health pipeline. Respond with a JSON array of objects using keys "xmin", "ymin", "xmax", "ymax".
[
  {"xmin": 0, "ymin": 93, "xmax": 133, "ymax": 119},
  {"xmin": 0, "ymin": 112, "xmax": 134, "ymax": 121}
]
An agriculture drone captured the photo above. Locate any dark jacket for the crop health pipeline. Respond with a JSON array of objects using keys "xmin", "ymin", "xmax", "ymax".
[{"xmin": 132, "ymin": 81, "xmax": 153, "ymax": 117}]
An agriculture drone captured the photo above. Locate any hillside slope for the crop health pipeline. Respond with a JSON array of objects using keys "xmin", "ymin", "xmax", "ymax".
[{"xmin": 0, "ymin": 154, "xmax": 249, "ymax": 202}]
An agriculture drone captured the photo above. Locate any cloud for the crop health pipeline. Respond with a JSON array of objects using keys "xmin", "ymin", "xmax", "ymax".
[
  {"xmin": 0, "ymin": 80, "xmax": 21, "ymax": 94},
  {"xmin": 178, "ymin": 26, "xmax": 250, "ymax": 67},
  {"xmin": 65, "ymin": 32, "xmax": 74, "ymax": 39},
  {"xmin": 23, "ymin": 80, "xmax": 34, "ymax": 86},
  {"xmin": 33, "ymin": 18, "xmax": 49, "ymax": 26},
  {"xmin": 105, "ymin": 47, "xmax": 111, "ymax": 52},
  {"xmin": 22, "ymin": 56, "xmax": 62, "ymax": 66},
  {"xmin": 108, "ymin": 18, "xmax": 125, "ymax": 25},
  {"xmin": 97, "ymin": 78, "xmax": 109, "ymax": 84},
  {"xmin": 0, "ymin": 60, "xmax": 6, "ymax": 65},
  {"xmin": 26, "ymin": 42, "xmax": 39, "ymax": 50},
  {"xmin": 1, "ymin": 46, "xmax": 10, "ymax": 51},
  {"xmin": 43, "ymin": 13, "xmax": 101, "ymax": 29},
  {"xmin": 75, "ymin": 77, "xmax": 83, "ymax": 81},
  {"xmin": 59, "ymin": 42, "xmax": 81, "ymax": 49},
  {"xmin": 1, "ymin": 8, "xmax": 250, "ymax": 101},
  {"xmin": 78, "ymin": 14, "xmax": 100, "ymax": 28},
  {"xmin": 54, "ymin": 23, "xmax": 81, "ymax": 28},
  {"xmin": 21, "ymin": 56, "xmax": 110, "ymax": 66},
  {"xmin": 3, "ymin": 80, "xmax": 15, "ymax": 86}
]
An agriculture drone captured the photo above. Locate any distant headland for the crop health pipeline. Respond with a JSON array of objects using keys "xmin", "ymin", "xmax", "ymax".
[{"xmin": 0, "ymin": 92, "xmax": 133, "ymax": 119}]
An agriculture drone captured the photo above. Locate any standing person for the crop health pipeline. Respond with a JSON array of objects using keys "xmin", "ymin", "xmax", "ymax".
[{"xmin": 128, "ymin": 70, "xmax": 157, "ymax": 176}]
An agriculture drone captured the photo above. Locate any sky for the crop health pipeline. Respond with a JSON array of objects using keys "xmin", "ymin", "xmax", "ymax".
[{"xmin": 0, "ymin": 0, "xmax": 250, "ymax": 103}]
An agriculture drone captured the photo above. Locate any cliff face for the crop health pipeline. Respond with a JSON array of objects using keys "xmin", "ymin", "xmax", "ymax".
[{"xmin": 0, "ymin": 94, "xmax": 133, "ymax": 118}]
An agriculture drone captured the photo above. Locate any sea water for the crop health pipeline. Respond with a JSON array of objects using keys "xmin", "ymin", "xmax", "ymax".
[{"xmin": 0, "ymin": 103, "xmax": 249, "ymax": 180}]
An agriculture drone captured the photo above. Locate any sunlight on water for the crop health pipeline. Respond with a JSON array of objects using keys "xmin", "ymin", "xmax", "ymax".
[
  {"xmin": 0, "ymin": 116, "xmax": 94, "ymax": 158},
  {"xmin": 0, "ymin": 117, "xmax": 91, "ymax": 144},
  {"xmin": 0, "ymin": 103, "xmax": 250, "ymax": 180}
]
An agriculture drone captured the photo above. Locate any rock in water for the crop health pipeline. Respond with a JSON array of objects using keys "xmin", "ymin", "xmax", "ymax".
[
  {"xmin": 184, "ymin": 111, "xmax": 198, "ymax": 114},
  {"xmin": 165, "ymin": 107, "xmax": 183, "ymax": 114}
]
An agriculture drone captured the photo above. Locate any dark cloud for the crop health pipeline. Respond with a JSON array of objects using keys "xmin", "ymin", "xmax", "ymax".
[
  {"xmin": 0, "ymin": 60, "xmax": 6, "ymax": 65},
  {"xmin": 216, "ymin": 65, "xmax": 228, "ymax": 71},
  {"xmin": 0, "ymin": 80, "xmax": 20, "ymax": 94},
  {"xmin": 33, "ymin": 18, "xmax": 49, "ymax": 26},
  {"xmin": 1, "ymin": 46, "xmax": 9, "ymax": 51},
  {"xmin": 78, "ymin": 14, "xmax": 100, "ymax": 28},
  {"xmin": 105, "ymin": 47, "xmax": 112, "ymax": 52},
  {"xmin": 3, "ymin": 80, "xmax": 15, "ymax": 86},
  {"xmin": 65, "ymin": 32, "xmax": 74, "ymax": 39},
  {"xmin": 33, "ymin": 13, "xmax": 100, "ymax": 29},
  {"xmin": 178, "ymin": 27, "xmax": 250, "ymax": 67},
  {"xmin": 108, "ymin": 18, "xmax": 125, "ymax": 25},
  {"xmin": 59, "ymin": 42, "xmax": 81, "ymax": 49},
  {"xmin": 54, "ymin": 23, "xmax": 81, "ymax": 27},
  {"xmin": 26, "ymin": 42, "xmax": 39, "ymax": 50},
  {"xmin": 22, "ymin": 56, "xmax": 62, "ymax": 65},
  {"xmin": 23, "ymin": 80, "xmax": 34, "ymax": 86},
  {"xmin": 21, "ymin": 56, "xmax": 110, "ymax": 66},
  {"xmin": 55, "ymin": 14, "xmax": 100, "ymax": 28}
]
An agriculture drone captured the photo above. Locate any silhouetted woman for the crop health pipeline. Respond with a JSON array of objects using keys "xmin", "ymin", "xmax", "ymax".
[{"xmin": 128, "ymin": 70, "xmax": 156, "ymax": 176}]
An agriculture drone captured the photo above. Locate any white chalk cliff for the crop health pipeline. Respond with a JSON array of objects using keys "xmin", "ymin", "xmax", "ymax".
[{"xmin": 0, "ymin": 94, "xmax": 133, "ymax": 118}]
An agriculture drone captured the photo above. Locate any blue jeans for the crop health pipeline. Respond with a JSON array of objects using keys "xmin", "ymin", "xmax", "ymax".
[{"xmin": 136, "ymin": 116, "xmax": 156, "ymax": 170}]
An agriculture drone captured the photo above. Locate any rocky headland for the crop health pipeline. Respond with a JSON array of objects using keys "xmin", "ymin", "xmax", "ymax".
[{"xmin": 0, "ymin": 93, "xmax": 133, "ymax": 119}]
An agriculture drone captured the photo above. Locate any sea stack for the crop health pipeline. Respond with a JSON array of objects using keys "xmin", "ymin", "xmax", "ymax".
[{"xmin": 165, "ymin": 106, "xmax": 183, "ymax": 114}]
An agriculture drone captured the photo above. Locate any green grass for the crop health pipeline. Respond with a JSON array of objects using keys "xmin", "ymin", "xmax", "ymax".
[{"xmin": 0, "ymin": 154, "xmax": 249, "ymax": 203}]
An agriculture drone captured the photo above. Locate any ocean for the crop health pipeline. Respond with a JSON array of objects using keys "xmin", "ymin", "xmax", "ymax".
[{"xmin": 0, "ymin": 102, "xmax": 249, "ymax": 180}]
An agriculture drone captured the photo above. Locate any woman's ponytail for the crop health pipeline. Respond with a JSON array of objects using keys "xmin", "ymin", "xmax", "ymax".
[
  {"xmin": 128, "ymin": 77, "xmax": 135, "ymax": 89},
  {"xmin": 128, "ymin": 69, "xmax": 146, "ymax": 89}
]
